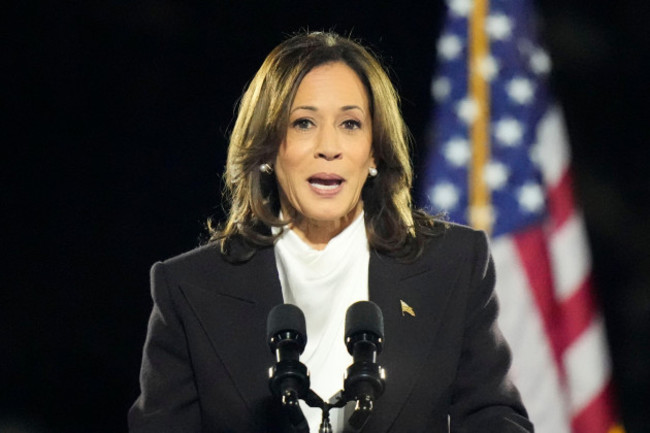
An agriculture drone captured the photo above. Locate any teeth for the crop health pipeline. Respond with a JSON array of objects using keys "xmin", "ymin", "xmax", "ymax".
[{"xmin": 310, "ymin": 182, "xmax": 340, "ymax": 190}]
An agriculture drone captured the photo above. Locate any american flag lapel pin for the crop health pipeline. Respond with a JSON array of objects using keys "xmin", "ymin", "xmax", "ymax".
[{"xmin": 400, "ymin": 299, "xmax": 415, "ymax": 317}]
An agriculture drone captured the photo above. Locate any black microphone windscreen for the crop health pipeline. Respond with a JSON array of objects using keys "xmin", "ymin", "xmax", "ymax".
[
  {"xmin": 267, "ymin": 303, "xmax": 307, "ymax": 344},
  {"xmin": 345, "ymin": 301, "xmax": 384, "ymax": 340}
]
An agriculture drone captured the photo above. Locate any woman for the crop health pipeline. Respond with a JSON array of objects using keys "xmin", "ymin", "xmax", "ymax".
[{"xmin": 129, "ymin": 31, "xmax": 533, "ymax": 433}]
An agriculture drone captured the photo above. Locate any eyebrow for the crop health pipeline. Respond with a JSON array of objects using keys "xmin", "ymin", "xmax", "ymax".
[{"xmin": 290, "ymin": 105, "xmax": 365, "ymax": 113}]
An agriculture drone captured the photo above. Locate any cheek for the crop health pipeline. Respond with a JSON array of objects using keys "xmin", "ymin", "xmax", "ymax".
[
  {"xmin": 274, "ymin": 164, "xmax": 289, "ymax": 196},
  {"xmin": 275, "ymin": 141, "xmax": 305, "ymax": 169},
  {"xmin": 274, "ymin": 153, "xmax": 300, "ymax": 197},
  {"xmin": 354, "ymin": 142, "xmax": 374, "ymax": 171}
]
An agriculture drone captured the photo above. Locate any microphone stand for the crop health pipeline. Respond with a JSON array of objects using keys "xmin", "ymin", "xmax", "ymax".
[
  {"xmin": 302, "ymin": 388, "xmax": 344, "ymax": 433},
  {"xmin": 326, "ymin": 389, "xmax": 373, "ymax": 433},
  {"xmin": 275, "ymin": 352, "xmax": 385, "ymax": 433},
  {"xmin": 273, "ymin": 366, "xmax": 384, "ymax": 433},
  {"xmin": 300, "ymin": 385, "xmax": 378, "ymax": 433},
  {"xmin": 302, "ymin": 389, "xmax": 330, "ymax": 433},
  {"xmin": 296, "ymin": 388, "xmax": 346, "ymax": 433}
]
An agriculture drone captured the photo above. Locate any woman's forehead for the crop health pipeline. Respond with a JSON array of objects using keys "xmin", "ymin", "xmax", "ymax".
[{"xmin": 290, "ymin": 62, "xmax": 369, "ymax": 111}]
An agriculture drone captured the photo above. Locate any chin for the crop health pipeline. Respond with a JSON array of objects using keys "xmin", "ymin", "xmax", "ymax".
[{"xmin": 304, "ymin": 205, "xmax": 361, "ymax": 224}]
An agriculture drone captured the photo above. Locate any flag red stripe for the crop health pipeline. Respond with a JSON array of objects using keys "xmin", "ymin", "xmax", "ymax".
[
  {"xmin": 556, "ymin": 276, "xmax": 598, "ymax": 353},
  {"xmin": 571, "ymin": 380, "xmax": 617, "ymax": 433},
  {"xmin": 547, "ymin": 170, "xmax": 575, "ymax": 230}
]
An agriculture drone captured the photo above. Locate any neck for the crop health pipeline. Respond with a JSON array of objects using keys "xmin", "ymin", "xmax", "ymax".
[{"xmin": 286, "ymin": 205, "xmax": 363, "ymax": 250}]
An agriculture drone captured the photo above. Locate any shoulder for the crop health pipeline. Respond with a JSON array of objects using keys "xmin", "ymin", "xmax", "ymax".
[
  {"xmin": 156, "ymin": 242, "xmax": 222, "ymax": 272},
  {"xmin": 431, "ymin": 220, "xmax": 487, "ymax": 244},
  {"xmin": 150, "ymin": 243, "xmax": 229, "ymax": 286},
  {"xmin": 419, "ymin": 221, "xmax": 490, "ymax": 263},
  {"xmin": 151, "ymin": 240, "xmax": 275, "ymax": 285},
  {"xmin": 372, "ymin": 221, "xmax": 491, "ymax": 286},
  {"xmin": 411, "ymin": 220, "xmax": 493, "ymax": 285}
]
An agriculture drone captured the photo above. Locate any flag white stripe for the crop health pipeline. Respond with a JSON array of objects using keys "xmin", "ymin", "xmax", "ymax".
[
  {"xmin": 549, "ymin": 212, "xmax": 592, "ymax": 301},
  {"xmin": 563, "ymin": 317, "xmax": 612, "ymax": 414},
  {"xmin": 535, "ymin": 106, "xmax": 571, "ymax": 186}
]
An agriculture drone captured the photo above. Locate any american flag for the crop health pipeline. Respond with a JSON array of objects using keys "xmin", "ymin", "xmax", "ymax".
[{"xmin": 419, "ymin": 0, "xmax": 619, "ymax": 432}]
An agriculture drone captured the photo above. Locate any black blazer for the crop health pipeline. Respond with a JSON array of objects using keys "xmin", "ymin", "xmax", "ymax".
[{"xmin": 129, "ymin": 224, "xmax": 533, "ymax": 433}]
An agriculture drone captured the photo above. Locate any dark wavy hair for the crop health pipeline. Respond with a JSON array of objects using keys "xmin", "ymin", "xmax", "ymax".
[{"xmin": 209, "ymin": 31, "xmax": 443, "ymax": 261}]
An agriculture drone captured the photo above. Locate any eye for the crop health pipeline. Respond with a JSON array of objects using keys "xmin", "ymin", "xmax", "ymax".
[
  {"xmin": 341, "ymin": 119, "xmax": 362, "ymax": 130},
  {"xmin": 291, "ymin": 118, "xmax": 314, "ymax": 130}
]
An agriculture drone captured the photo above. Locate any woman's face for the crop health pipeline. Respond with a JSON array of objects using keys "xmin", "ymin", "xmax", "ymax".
[{"xmin": 274, "ymin": 61, "xmax": 375, "ymax": 228}]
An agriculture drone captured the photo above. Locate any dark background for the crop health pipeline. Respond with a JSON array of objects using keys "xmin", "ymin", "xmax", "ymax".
[{"xmin": 4, "ymin": 1, "xmax": 649, "ymax": 432}]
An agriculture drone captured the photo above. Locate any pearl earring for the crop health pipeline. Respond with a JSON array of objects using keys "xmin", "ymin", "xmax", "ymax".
[
  {"xmin": 368, "ymin": 167, "xmax": 378, "ymax": 177},
  {"xmin": 259, "ymin": 163, "xmax": 273, "ymax": 174}
]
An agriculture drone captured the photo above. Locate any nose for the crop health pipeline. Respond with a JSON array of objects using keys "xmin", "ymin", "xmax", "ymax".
[{"xmin": 314, "ymin": 127, "xmax": 342, "ymax": 161}]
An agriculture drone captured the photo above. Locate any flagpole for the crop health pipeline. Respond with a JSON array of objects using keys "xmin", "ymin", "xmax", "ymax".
[{"xmin": 468, "ymin": 0, "xmax": 492, "ymax": 233}]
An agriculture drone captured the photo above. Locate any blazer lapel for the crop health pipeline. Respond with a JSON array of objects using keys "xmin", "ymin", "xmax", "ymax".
[
  {"xmin": 366, "ymin": 247, "xmax": 464, "ymax": 432},
  {"xmin": 176, "ymin": 246, "xmax": 284, "ymax": 424}
]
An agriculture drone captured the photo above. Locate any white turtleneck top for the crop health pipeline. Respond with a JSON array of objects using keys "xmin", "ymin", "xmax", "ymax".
[{"xmin": 273, "ymin": 212, "xmax": 370, "ymax": 432}]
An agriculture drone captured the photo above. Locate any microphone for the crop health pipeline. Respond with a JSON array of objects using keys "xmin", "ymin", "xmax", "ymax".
[
  {"xmin": 343, "ymin": 301, "xmax": 386, "ymax": 430},
  {"xmin": 267, "ymin": 304, "xmax": 310, "ymax": 433}
]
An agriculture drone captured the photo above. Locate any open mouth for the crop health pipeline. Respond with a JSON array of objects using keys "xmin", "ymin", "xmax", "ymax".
[{"xmin": 308, "ymin": 175, "xmax": 344, "ymax": 191}]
